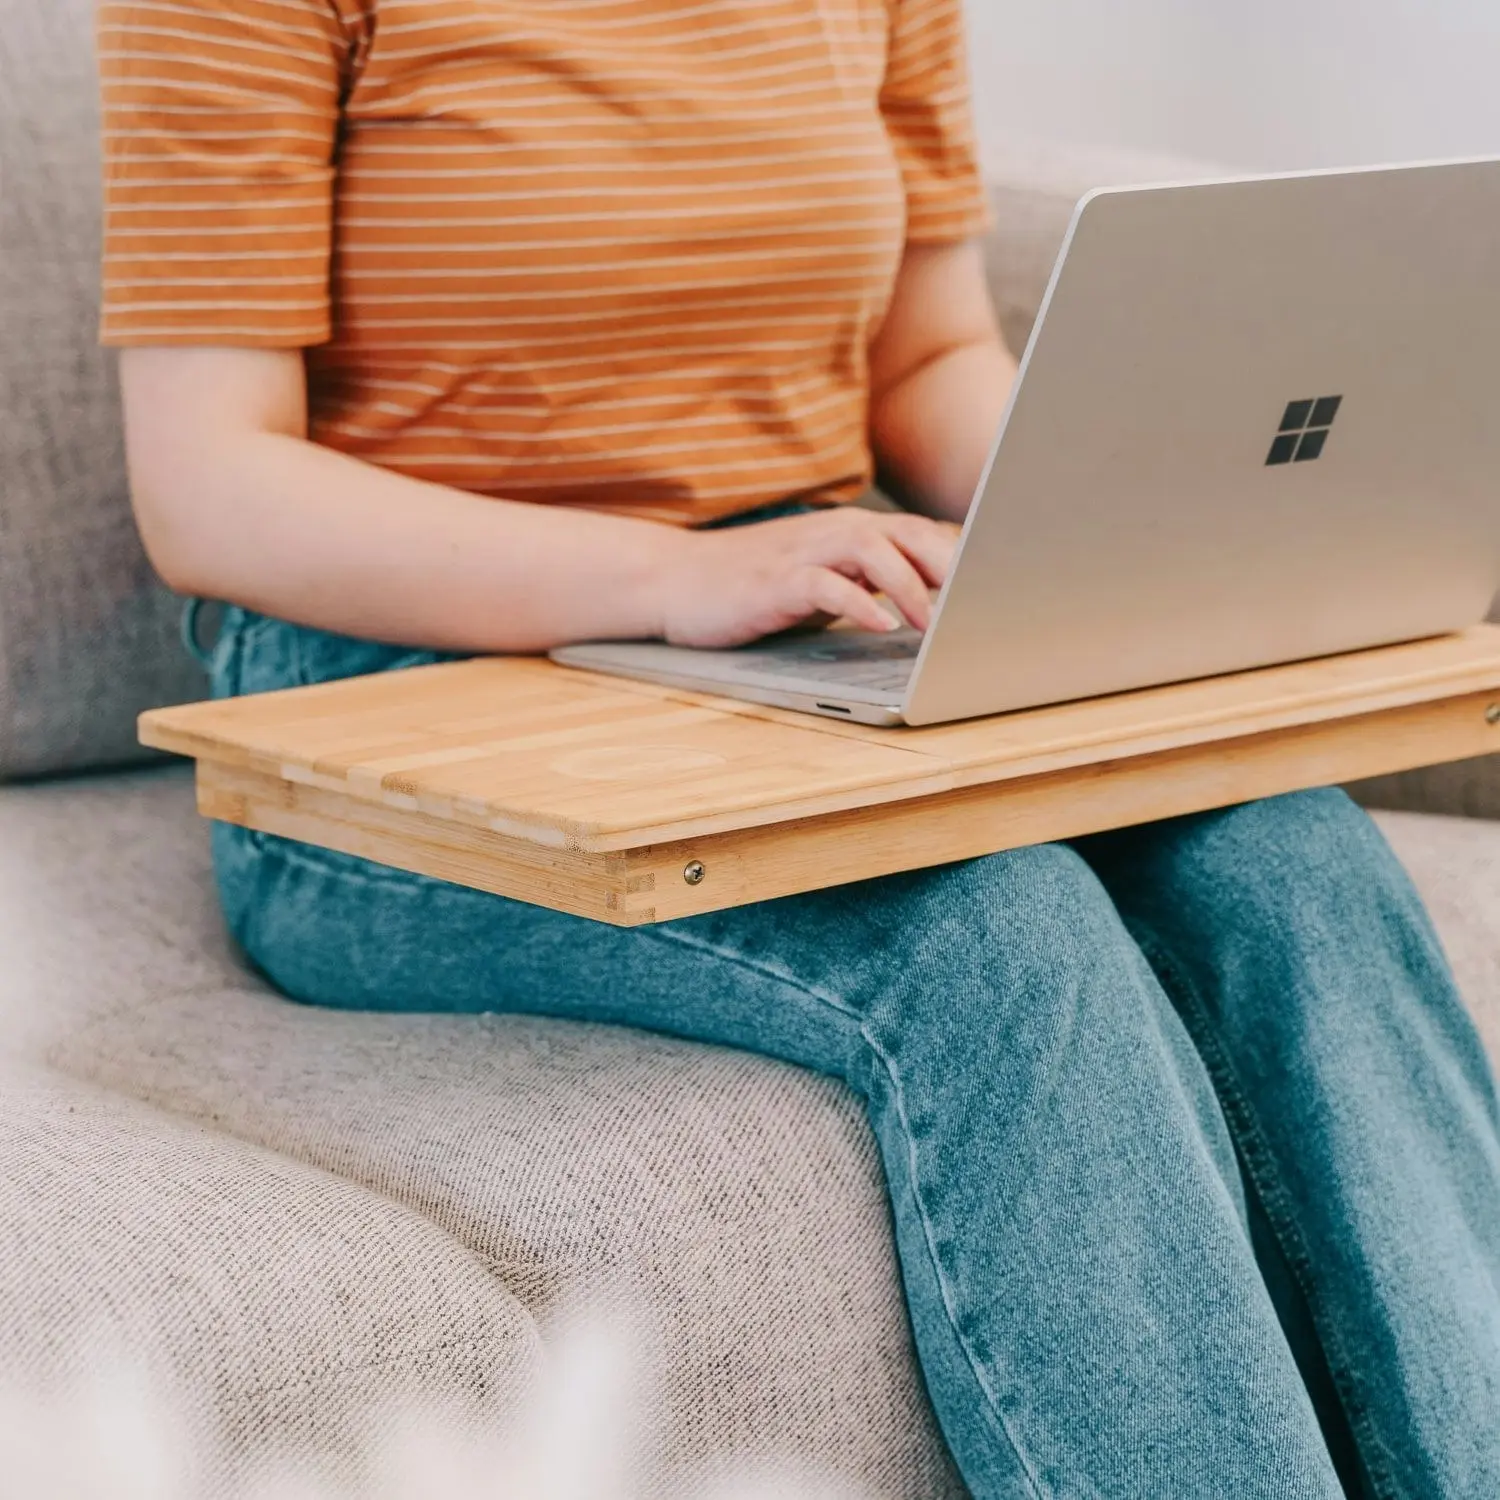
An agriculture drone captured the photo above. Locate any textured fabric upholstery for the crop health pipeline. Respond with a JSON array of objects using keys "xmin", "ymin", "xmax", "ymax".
[
  {"xmin": 3, "ymin": 769, "xmax": 1498, "ymax": 1488},
  {"xmin": 1375, "ymin": 810, "xmax": 1500, "ymax": 1066},
  {"xmin": 1349, "ymin": 757, "xmax": 1500, "ymax": 823},
  {"xmin": 0, "ymin": 1059, "xmax": 541, "ymax": 1493},
  {"xmin": 0, "ymin": 0, "xmax": 205, "ymax": 779},
  {"xmin": 2, "ymin": 768, "xmax": 965, "ymax": 1497}
]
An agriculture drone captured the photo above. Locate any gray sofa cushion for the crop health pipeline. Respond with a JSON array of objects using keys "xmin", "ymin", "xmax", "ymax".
[
  {"xmin": 0, "ymin": 0, "xmax": 204, "ymax": 781},
  {"xmin": 0, "ymin": 1058, "xmax": 541, "ymax": 1492},
  {"xmin": 1376, "ymin": 810, "xmax": 1500, "ymax": 1065},
  {"xmin": 3, "ymin": 768, "xmax": 965, "ymax": 1498},
  {"xmin": 1350, "ymin": 757, "xmax": 1500, "ymax": 824},
  {"xmin": 4, "ymin": 769, "xmax": 1497, "ymax": 1490}
]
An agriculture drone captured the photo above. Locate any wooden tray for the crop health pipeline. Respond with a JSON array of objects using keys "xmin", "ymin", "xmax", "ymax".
[{"xmin": 140, "ymin": 627, "xmax": 1500, "ymax": 926}]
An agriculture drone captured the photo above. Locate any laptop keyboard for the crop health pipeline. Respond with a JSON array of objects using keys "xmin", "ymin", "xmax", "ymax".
[{"xmin": 732, "ymin": 629, "xmax": 923, "ymax": 694}]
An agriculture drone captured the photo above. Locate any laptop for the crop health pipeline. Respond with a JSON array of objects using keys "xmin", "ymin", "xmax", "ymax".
[{"xmin": 552, "ymin": 157, "xmax": 1500, "ymax": 727}]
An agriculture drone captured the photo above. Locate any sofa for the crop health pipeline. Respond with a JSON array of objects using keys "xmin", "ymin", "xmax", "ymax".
[{"xmin": 3, "ymin": 3, "xmax": 1498, "ymax": 1494}]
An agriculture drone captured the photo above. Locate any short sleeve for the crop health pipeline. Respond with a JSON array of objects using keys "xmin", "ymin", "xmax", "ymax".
[
  {"xmin": 96, "ymin": 0, "xmax": 359, "ymax": 347},
  {"xmin": 880, "ymin": 0, "xmax": 991, "ymax": 245}
]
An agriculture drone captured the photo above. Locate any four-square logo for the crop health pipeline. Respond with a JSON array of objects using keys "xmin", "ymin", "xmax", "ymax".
[{"xmin": 1266, "ymin": 395, "xmax": 1343, "ymax": 466}]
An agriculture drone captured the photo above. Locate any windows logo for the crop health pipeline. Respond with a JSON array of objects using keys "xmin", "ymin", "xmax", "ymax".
[{"xmin": 1266, "ymin": 395, "xmax": 1343, "ymax": 466}]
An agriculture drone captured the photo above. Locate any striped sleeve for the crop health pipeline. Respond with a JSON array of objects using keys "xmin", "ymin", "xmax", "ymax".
[
  {"xmin": 880, "ymin": 0, "xmax": 991, "ymax": 244},
  {"xmin": 97, "ymin": 0, "xmax": 359, "ymax": 347}
]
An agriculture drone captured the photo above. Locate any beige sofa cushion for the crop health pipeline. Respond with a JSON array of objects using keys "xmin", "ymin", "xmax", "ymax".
[
  {"xmin": 0, "ymin": 1058, "xmax": 540, "ymax": 1492},
  {"xmin": 1350, "ymin": 757, "xmax": 1500, "ymax": 824},
  {"xmin": 1376, "ymin": 810, "xmax": 1500, "ymax": 1064},
  {"xmin": 5, "ymin": 769, "xmax": 1498, "ymax": 1489},
  {"xmin": 3, "ymin": 768, "xmax": 966, "ymax": 1498}
]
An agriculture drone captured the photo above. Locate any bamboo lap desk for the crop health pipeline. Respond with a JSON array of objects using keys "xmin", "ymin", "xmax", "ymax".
[{"xmin": 140, "ymin": 627, "xmax": 1500, "ymax": 927}]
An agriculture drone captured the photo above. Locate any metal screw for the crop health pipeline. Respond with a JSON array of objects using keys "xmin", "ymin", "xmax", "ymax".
[
  {"xmin": 683, "ymin": 860, "xmax": 707, "ymax": 886},
  {"xmin": 1488, "ymin": 704, "xmax": 1500, "ymax": 727}
]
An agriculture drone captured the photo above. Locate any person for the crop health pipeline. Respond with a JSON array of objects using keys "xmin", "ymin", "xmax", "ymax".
[{"xmin": 97, "ymin": 1, "xmax": 1500, "ymax": 1494}]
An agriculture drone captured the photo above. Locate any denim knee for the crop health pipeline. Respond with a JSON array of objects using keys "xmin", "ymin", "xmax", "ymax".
[
  {"xmin": 1084, "ymin": 789, "xmax": 1413, "ymax": 936},
  {"xmin": 1180, "ymin": 787, "xmax": 1383, "ymax": 878},
  {"xmin": 887, "ymin": 843, "xmax": 1139, "ymax": 977},
  {"xmin": 849, "ymin": 843, "xmax": 1163, "ymax": 1072}
]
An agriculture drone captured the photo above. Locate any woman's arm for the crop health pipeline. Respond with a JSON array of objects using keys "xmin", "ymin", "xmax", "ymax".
[
  {"xmin": 120, "ymin": 346, "xmax": 959, "ymax": 653},
  {"xmin": 868, "ymin": 239, "xmax": 1018, "ymax": 523}
]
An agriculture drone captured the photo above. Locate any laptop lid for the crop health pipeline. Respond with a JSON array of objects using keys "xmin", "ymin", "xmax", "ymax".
[{"xmin": 901, "ymin": 158, "xmax": 1500, "ymax": 726}]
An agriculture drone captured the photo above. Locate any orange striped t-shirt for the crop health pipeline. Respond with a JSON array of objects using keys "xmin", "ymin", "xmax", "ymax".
[{"xmin": 98, "ymin": 0, "xmax": 990, "ymax": 526}]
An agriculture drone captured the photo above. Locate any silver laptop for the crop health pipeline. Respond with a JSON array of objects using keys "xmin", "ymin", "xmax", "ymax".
[{"xmin": 553, "ymin": 158, "xmax": 1500, "ymax": 727}]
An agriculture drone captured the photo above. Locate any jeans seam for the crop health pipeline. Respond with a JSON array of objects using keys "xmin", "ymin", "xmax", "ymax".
[
  {"xmin": 1128, "ymin": 924, "xmax": 1403, "ymax": 1500},
  {"xmin": 641, "ymin": 922, "xmax": 1051, "ymax": 1500}
]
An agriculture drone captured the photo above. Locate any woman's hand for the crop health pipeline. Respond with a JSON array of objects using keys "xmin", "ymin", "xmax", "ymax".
[
  {"xmin": 118, "ymin": 347, "xmax": 961, "ymax": 656},
  {"xmin": 656, "ymin": 507, "xmax": 959, "ymax": 649}
]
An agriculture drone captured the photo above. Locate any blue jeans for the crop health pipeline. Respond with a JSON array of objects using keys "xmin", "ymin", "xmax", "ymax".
[{"xmin": 207, "ymin": 607, "xmax": 1500, "ymax": 1500}]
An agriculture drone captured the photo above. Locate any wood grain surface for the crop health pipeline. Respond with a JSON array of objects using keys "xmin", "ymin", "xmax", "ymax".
[
  {"xmin": 143, "ymin": 627, "xmax": 1500, "ymax": 862},
  {"xmin": 190, "ymin": 685, "xmax": 1500, "ymax": 925}
]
